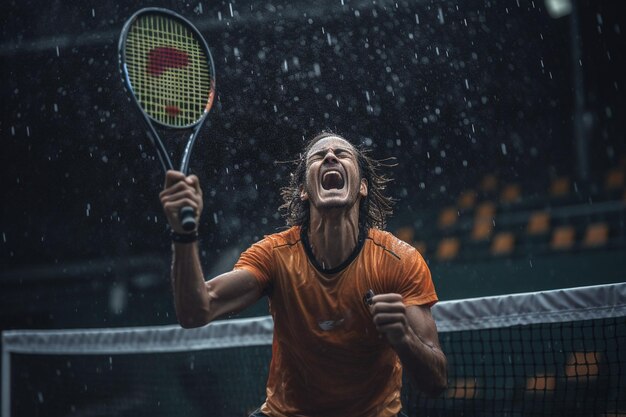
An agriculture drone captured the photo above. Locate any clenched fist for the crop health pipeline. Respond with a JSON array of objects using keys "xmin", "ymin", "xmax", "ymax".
[
  {"xmin": 369, "ymin": 293, "xmax": 411, "ymax": 346},
  {"xmin": 159, "ymin": 170, "xmax": 203, "ymax": 233}
]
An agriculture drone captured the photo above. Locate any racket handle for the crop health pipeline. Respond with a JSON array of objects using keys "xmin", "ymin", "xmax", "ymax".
[{"xmin": 179, "ymin": 206, "xmax": 197, "ymax": 232}]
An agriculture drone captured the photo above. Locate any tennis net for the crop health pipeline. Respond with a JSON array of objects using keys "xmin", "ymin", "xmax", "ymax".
[{"xmin": 2, "ymin": 282, "xmax": 625, "ymax": 416}]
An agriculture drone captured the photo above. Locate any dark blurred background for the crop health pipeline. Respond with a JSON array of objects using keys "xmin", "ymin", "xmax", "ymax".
[{"xmin": 1, "ymin": 0, "xmax": 625, "ymax": 332}]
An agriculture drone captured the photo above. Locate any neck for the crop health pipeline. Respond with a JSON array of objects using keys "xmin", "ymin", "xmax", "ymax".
[{"xmin": 307, "ymin": 204, "xmax": 361, "ymax": 270}]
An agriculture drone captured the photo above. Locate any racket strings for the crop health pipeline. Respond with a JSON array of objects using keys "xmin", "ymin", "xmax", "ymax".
[
  {"xmin": 138, "ymin": 16, "xmax": 209, "ymax": 122},
  {"xmin": 131, "ymin": 17, "xmax": 208, "ymax": 123},
  {"xmin": 125, "ymin": 14, "xmax": 213, "ymax": 127}
]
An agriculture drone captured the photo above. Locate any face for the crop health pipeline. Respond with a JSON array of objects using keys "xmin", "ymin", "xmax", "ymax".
[{"xmin": 301, "ymin": 136, "xmax": 368, "ymax": 210}]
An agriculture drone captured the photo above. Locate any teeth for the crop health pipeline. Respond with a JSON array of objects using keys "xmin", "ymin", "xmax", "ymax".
[{"xmin": 322, "ymin": 171, "xmax": 342, "ymax": 183}]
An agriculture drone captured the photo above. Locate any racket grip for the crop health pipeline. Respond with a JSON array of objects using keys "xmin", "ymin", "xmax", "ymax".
[{"xmin": 179, "ymin": 206, "xmax": 197, "ymax": 232}]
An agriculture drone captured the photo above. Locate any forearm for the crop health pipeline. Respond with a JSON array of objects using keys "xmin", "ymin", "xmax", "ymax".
[
  {"xmin": 171, "ymin": 242, "xmax": 211, "ymax": 328},
  {"xmin": 393, "ymin": 329, "xmax": 448, "ymax": 397}
]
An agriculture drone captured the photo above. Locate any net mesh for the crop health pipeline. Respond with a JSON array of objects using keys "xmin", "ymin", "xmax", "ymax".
[
  {"xmin": 404, "ymin": 317, "xmax": 625, "ymax": 416},
  {"xmin": 3, "ymin": 283, "xmax": 625, "ymax": 417},
  {"xmin": 124, "ymin": 13, "xmax": 214, "ymax": 127}
]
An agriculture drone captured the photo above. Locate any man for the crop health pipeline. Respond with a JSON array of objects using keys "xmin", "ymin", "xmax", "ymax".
[{"xmin": 160, "ymin": 132, "xmax": 447, "ymax": 417}]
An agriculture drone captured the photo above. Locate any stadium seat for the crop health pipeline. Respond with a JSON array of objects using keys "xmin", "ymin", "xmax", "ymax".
[
  {"xmin": 470, "ymin": 202, "xmax": 496, "ymax": 241},
  {"xmin": 565, "ymin": 352, "xmax": 601, "ymax": 379},
  {"xmin": 457, "ymin": 190, "xmax": 477, "ymax": 210},
  {"xmin": 436, "ymin": 238, "xmax": 460, "ymax": 261},
  {"xmin": 438, "ymin": 206, "xmax": 458, "ymax": 229},
  {"xmin": 605, "ymin": 168, "xmax": 624, "ymax": 191},
  {"xmin": 500, "ymin": 183, "xmax": 522, "ymax": 204},
  {"xmin": 491, "ymin": 231, "xmax": 515, "ymax": 256},
  {"xmin": 550, "ymin": 225, "xmax": 576, "ymax": 250},
  {"xmin": 471, "ymin": 219, "xmax": 493, "ymax": 241},
  {"xmin": 527, "ymin": 211, "xmax": 551, "ymax": 236},
  {"xmin": 550, "ymin": 176, "xmax": 571, "ymax": 198},
  {"xmin": 582, "ymin": 222, "xmax": 609, "ymax": 248},
  {"xmin": 475, "ymin": 201, "xmax": 496, "ymax": 219},
  {"xmin": 480, "ymin": 174, "xmax": 498, "ymax": 194},
  {"xmin": 446, "ymin": 377, "xmax": 477, "ymax": 399},
  {"xmin": 526, "ymin": 373, "xmax": 556, "ymax": 391}
]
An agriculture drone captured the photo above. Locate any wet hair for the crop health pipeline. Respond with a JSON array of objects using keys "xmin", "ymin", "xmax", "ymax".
[{"xmin": 278, "ymin": 131, "xmax": 395, "ymax": 230}]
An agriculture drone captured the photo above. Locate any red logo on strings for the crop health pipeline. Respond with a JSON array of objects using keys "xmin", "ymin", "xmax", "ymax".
[
  {"xmin": 165, "ymin": 105, "xmax": 181, "ymax": 117},
  {"xmin": 146, "ymin": 46, "xmax": 189, "ymax": 118},
  {"xmin": 147, "ymin": 46, "xmax": 189, "ymax": 77}
]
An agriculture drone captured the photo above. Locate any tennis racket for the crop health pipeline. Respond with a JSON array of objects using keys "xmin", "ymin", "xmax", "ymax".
[{"xmin": 118, "ymin": 7, "xmax": 216, "ymax": 231}]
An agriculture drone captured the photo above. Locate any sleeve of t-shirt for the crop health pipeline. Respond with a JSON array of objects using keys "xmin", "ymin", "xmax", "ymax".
[
  {"xmin": 394, "ymin": 249, "xmax": 438, "ymax": 307},
  {"xmin": 232, "ymin": 236, "xmax": 274, "ymax": 291}
]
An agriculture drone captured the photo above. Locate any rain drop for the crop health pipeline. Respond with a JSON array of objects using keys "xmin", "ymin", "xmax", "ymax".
[
  {"xmin": 313, "ymin": 63, "xmax": 321, "ymax": 77},
  {"xmin": 437, "ymin": 7, "xmax": 444, "ymax": 24}
]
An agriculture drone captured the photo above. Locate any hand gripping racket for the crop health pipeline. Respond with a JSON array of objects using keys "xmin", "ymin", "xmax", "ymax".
[{"xmin": 118, "ymin": 8, "xmax": 216, "ymax": 231}]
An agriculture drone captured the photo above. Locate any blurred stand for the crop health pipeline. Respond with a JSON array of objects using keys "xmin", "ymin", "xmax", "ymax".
[{"xmin": 0, "ymin": 256, "xmax": 171, "ymax": 330}]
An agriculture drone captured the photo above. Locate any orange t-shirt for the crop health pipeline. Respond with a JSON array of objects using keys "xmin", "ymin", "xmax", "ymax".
[{"xmin": 233, "ymin": 225, "xmax": 438, "ymax": 417}]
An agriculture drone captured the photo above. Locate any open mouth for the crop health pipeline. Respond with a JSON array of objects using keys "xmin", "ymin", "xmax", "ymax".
[{"xmin": 321, "ymin": 170, "xmax": 345, "ymax": 190}]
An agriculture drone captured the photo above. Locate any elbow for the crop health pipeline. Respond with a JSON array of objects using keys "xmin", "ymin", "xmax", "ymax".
[
  {"xmin": 179, "ymin": 320, "xmax": 203, "ymax": 329},
  {"xmin": 177, "ymin": 312, "xmax": 211, "ymax": 329},
  {"xmin": 427, "ymin": 364, "xmax": 449, "ymax": 398},
  {"xmin": 417, "ymin": 376, "xmax": 447, "ymax": 398},
  {"xmin": 424, "ymin": 377, "xmax": 448, "ymax": 398},
  {"xmin": 416, "ymin": 362, "xmax": 448, "ymax": 398}
]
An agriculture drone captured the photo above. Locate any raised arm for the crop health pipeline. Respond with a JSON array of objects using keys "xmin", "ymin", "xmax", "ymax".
[
  {"xmin": 370, "ymin": 295, "xmax": 448, "ymax": 397},
  {"xmin": 160, "ymin": 170, "xmax": 263, "ymax": 328}
]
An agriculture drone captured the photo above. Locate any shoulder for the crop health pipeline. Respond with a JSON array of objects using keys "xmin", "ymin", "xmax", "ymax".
[
  {"xmin": 366, "ymin": 228, "xmax": 423, "ymax": 262},
  {"xmin": 235, "ymin": 226, "xmax": 302, "ymax": 280},
  {"xmin": 367, "ymin": 229, "xmax": 436, "ymax": 304},
  {"xmin": 256, "ymin": 226, "xmax": 302, "ymax": 250}
]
